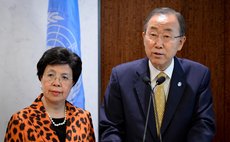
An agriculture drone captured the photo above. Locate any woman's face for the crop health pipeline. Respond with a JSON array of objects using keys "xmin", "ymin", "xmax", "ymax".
[{"xmin": 41, "ymin": 64, "xmax": 73, "ymax": 104}]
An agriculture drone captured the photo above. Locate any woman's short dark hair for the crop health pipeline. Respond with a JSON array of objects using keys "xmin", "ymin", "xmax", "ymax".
[
  {"xmin": 37, "ymin": 47, "xmax": 82, "ymax": 86},
  {"xmin": 143, "ymin": 7, "xmax": 186, "ymax": 36}
]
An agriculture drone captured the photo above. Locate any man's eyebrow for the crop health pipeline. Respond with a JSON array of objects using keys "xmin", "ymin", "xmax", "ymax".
[
  {"xmin": 149, "ymin": 26, "xmax": 157, "ymax": 30},
  {"xmin": 164, "ymin": 28, "xmax": 173, "ymax": 32}
]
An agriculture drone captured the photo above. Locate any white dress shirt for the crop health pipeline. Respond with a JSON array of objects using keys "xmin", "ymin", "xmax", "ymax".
[{"xmin": 148, "ymin": 58, "xmax": 174, "ymax": 100}]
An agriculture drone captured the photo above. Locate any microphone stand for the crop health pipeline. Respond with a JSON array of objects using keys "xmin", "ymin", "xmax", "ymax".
[{"xmin": 142, "ymin": 85, "xmax": 153, "ymax": 142}]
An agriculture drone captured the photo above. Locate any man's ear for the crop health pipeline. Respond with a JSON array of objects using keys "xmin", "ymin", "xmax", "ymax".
[
  {"xmin": 178, "ymin": 36, "xmax": 186, "ymax": 51},
  {"xmin": 142, "ymin": 32, "xmax": 146, "ymax": 39}
]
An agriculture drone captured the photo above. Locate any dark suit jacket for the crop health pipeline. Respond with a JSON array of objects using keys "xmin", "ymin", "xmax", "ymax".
[{"xmin": 99, "ymin": 57, "xmax": 215, "ymax": 142}]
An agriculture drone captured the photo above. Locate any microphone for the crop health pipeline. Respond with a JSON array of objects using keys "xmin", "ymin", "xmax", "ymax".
[{"xmin": 142, "ymin": 76, "xmax": 166, "ymax": 142}]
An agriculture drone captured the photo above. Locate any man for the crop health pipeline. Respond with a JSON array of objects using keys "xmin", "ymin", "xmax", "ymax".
[{"xmin": 99, "ymin": 7, "xmax": 215, "ymax": 142}]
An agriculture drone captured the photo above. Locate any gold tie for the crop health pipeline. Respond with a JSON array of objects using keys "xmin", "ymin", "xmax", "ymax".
[{"xmin": 154, "ymin": 72, "xmax": 166, "ymax": 135}]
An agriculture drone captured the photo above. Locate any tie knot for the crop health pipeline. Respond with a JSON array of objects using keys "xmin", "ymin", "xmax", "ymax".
[{"xmin": 157, "ymin": 72, "xmax": 166, "ymax": 79}]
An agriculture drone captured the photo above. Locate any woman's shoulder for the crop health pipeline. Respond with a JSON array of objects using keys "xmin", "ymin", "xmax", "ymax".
[
  {"xmin": 66, "ymin": 101, "xmax": 91, "ymax": 116},
  {"xmin": 9, "ymin": 98, "xmax": 45, "ymax": 122},
  {"xmin": 8, "ymin": 106, "xmax": 33, "ymax": 124}
]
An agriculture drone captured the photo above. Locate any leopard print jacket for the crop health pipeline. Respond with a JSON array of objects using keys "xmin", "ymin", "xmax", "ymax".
[{"xmin": 4, "ymin": 94, "xmax": 95, "ymax": 142}]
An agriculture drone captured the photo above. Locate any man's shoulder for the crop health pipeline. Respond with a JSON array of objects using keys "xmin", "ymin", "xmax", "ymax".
[
  {"xmin": 110, "ymin": 58, "xmax": 148, "ymax": 78},
  {"xmin": 177, "ymin": 57, "xmax": 209, "ymax": 70},
  {"xmin": 115, "ymin": 58, "xmax": 147, "ymax": 69}
]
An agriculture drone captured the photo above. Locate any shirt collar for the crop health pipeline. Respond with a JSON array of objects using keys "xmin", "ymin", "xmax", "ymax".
[{"xmin": 148, "ymin": 58, "xmax": 174, "ymax": 82}]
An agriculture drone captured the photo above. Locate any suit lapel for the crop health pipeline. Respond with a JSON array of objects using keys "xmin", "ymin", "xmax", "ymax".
[
  {"xmin": 29, "ymin": 96, "xmax": 59, "ymax": 141},
  {"xmin": 134, "ymin": 75, "xmax": 150, "ymax": 117},
  {"xmin": 134, "ymin": 58, "xmax": 158, "ymax": 141},
  {"xmin": 65, "ymin": 103, "xmax": 79, "ymax": 142},
  {"xmin": 161, "ymin": 58, "xmax": 186, "ymax": 134}
]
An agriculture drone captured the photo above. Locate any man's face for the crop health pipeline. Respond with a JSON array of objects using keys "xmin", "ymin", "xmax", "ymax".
[{"xmin": 143, "ymin": 13, "xmax": 186, "ymax": 70}]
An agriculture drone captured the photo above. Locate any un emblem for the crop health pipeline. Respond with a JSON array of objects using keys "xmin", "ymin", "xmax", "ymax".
[{"xmin": 47, "ymin": 12, "xmax": 79, "ymax": 53}]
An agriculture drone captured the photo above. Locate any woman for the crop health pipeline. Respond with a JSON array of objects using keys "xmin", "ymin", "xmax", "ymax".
[{"xmin": 4, "ymin": 47, "xmax": 95, "ymax": 142}]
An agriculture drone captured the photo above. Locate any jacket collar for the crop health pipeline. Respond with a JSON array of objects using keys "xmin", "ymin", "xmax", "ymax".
[{"xmin": 29, "ymin": 94, "xmax": 82, "ymax": 142}]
